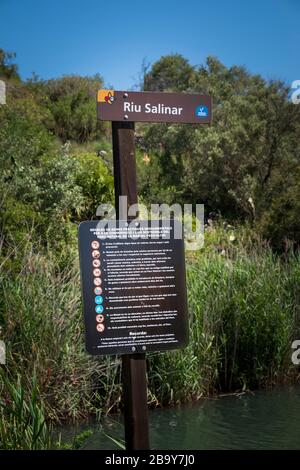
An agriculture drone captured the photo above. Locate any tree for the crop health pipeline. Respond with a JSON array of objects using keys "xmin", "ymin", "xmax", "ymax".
[
  {"xmin": 139, "ymin": 55, "xmax": 300, "ymax": 248},
  {"xmin": 30, "ymin": 75, "xmax": 105, "ymax": 143},
  {"xmin": 0, "ymin": 49, "xmax": 20, "ymax": 80},
  {"xmin": 143, "ymin": 54, "xmax": 194, "ymax": 92}
]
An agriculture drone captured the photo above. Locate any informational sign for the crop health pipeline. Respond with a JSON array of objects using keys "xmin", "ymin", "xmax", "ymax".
[
  {"xmin": 78, "ymin": 220, "xmax": 189, "ymax": 356},
  {"xmin": 97, "ymin": 90, "xmax": 212, "ymax": 124}
]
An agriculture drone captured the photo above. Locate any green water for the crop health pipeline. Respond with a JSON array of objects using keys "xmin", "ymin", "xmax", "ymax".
[{"xmin": 62, "ymin": 385, "xmax": 300, "ymax": 450}]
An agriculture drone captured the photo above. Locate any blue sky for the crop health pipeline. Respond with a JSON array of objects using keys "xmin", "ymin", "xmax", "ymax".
[{"xmin": 0, "ymin": 0, "xmax": 299, "ymax": 89}]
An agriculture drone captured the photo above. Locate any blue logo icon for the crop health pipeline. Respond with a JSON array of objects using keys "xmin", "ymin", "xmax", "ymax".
[
  {"xmin": 95, "ymin": 295, "xmax": 103, "ymax": 304},
  {"xmin": 195, "ymin": 105, "xmax": 209, "ymax": 118},
  {"xmin": 95, "ymin": 305, "xmax": 104, "ymax": 314}
]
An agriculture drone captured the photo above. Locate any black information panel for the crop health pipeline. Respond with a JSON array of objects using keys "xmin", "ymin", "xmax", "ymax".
[{"xmin": 78, "ymin": 220, "xmax": 189, "ymax": 356}]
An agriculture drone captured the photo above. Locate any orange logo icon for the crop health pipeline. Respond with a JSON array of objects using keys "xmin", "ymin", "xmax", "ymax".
[
  {"xmin": 97, "ymin": 89, "xmax": 115, "ymax": 105},
  {"xmin": 105, "ymin": 91, "xmax": 115, "ymax": 104}
]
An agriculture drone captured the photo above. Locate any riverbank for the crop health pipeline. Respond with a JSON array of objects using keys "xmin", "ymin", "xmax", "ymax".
[
  {"xmin": 0, "ymin": 225, "xmax": 300, "ymax": 449},
  {"xmin": 58, "ymin": 384, "xmax": 300, "ymax": 450}
]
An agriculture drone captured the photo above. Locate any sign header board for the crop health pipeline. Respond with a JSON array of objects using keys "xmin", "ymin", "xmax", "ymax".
[
  {"xmin": 78, "ymin": 219, "xmax": 189, "ymax": 356},
  {"xmin": 97, "ymin": 90, "xmax": 212, "ymax": 124}
]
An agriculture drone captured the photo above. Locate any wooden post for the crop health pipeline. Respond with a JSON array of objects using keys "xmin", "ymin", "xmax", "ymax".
[{"xmin": 111, "ymin": 121, "xmax": 150, "ymax": 450}]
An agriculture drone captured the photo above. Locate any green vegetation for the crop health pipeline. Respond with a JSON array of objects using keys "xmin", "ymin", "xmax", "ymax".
[
  {"xmin": 139, "ymin": 55, "xmax": 300, "ymax": 250},
  {"xmin": 0, "ymin": 49, "xmax": 300, "ymax": 448},
  {"xmin": 149, "ymin": 228, "xmax": 300, "ymax": 405},
  {"xmin": 0, "ymin": 226, "xmax": 299, "ymax": 449},
  {"xmin": 0, "ymin": 373, "xmax": 53, "ymax": 450}
]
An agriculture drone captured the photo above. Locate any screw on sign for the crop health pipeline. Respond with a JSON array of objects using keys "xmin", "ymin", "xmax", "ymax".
[{"xmin": 78, "ymin": 89, "xmax": 212, "ymax": 451}]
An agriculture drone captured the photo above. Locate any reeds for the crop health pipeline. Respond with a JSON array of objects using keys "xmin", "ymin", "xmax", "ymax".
[{"xmin": 0, "ymin": 226, "xmax": 299, "ymax": 448}]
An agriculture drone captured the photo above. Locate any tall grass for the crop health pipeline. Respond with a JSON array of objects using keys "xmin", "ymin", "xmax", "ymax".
[
  {"xmin": 0, "ymin": 226, "xmax": 299, "ymax": 448},
  {"xmin": 0, "ymin": 372, "xmax": 52, "ymax": 450},
  {"xmin": 0, "ymin": 240, "xmax": 122, "ymax": 423},
  {"xmin": 147, "ymin": 228, "xmax": 300, "ymax": 403}
]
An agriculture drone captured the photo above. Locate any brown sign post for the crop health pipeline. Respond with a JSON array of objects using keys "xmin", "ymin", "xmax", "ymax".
[
  {"xmin": 112, "ymin": 120, "xmax": 150, "ymax": 450},
  {"xmin": 90, "ymin": 90, "xmax": 211, "ymax": 450}
]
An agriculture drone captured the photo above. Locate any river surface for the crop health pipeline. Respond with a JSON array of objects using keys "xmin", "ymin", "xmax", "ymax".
[{"xmin": 61, "ymin": 385, "xmax": 300, "ymax": 450}]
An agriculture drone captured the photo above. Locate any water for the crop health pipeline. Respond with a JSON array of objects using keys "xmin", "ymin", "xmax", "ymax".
[{"xmin": 61, "ymin": 385, "xmax": 300, "ymax": 450}]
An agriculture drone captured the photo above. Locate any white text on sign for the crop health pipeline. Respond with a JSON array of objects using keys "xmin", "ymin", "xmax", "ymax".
[{"xmin": 124, "ymin": 102, "xmax": 183, "ymax": 116}]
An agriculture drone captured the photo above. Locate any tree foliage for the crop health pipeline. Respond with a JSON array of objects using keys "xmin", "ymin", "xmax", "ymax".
[
  {"xmin": 0, "ymin": 49, "xmax": 20, "ymax": 80},
  {"xmin": 139, "ymin": 55, "xmax": 300, "ymax": 248},
  {"xmin": 1, "ymin": 50, "xmax": 300, "ymax": 251},
  {"xmin": 143, "ymin": 54, "xmax": 194, "ymax": 92},
  {"xmin": 27, "ymin": 74, "xmax": 105, "ymax": 143},
  {"xmin": 0, "ymin": 51, "xmax": 113, "ymax": 261}
]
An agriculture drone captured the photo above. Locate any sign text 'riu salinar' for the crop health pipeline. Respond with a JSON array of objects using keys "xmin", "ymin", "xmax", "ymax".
[
  {"xmin": 97, "ymin": 89, "xmax": 212, "ymax": 124},
  {"xmin": 78, "ymin": 220, "xmax": 189, "ymax": 356}
]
